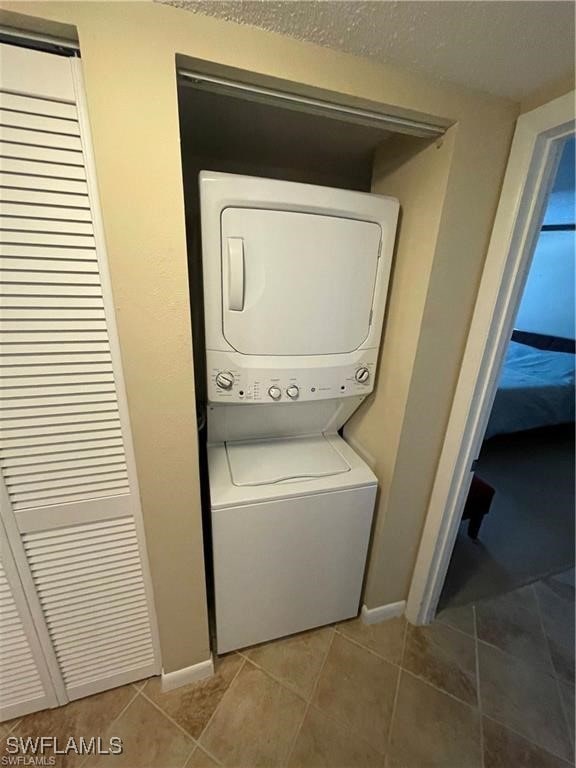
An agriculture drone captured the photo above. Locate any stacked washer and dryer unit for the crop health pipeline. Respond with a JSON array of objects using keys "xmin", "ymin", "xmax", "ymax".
[{"xmin": 200, "ymin": 172, "xmax": 399, "ymax": 653}]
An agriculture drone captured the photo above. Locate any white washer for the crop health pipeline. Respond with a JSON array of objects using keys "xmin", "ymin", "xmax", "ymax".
[{"xmin": 208, "ymin": 433, "xmax": 377, "ymax": 653}]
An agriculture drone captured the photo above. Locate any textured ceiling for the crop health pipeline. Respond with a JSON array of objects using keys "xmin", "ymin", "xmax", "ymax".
[{"xmin": 162, "ymin": 1, "xmax": 575, "ymax": 100}]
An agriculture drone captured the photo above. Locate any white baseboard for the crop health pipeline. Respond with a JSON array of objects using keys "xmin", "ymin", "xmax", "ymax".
[
  {"xmin": 161, "ymin": 657, "xmax": 214, "ymax": 692},
  {"xmin": 361, "ymin": 600, "xmax": 406, "ymax": 625}
]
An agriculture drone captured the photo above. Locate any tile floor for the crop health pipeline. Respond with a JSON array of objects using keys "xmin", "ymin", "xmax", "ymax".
[{"xmin": 2, "ymin": 568, "xmax": 574, "ymax": 767}]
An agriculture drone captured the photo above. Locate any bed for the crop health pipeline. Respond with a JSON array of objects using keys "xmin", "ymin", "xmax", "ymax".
[{"xmin": 485, "ymin": 332, "xmax": 575, "ymax": 440}]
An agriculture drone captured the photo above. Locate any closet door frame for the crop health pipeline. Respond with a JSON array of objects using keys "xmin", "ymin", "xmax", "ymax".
[{"xmin": 68, "ymin": 58, "xmax": 162, "ymax": 679}]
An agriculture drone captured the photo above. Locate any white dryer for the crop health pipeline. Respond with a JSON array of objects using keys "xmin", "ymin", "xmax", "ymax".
[{"xmin": 200, "ymin": 172, "xmax": 398, "ymax": 653}]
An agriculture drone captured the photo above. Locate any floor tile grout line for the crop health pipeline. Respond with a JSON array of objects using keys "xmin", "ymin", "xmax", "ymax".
[
  {"xmin": 531, "ymin": 580, "xmax": 569, "ymax": 684},
  {"xmin": 531, "ymin": 583, "xmax": 574, "ymax": 758},
  {"xmin": 434, "ymin": 615, "xmax": 477, "ymax": 640},
  {"xmin": 106, "ymin": 685, "xmax": 141, "ymax": 725},
  {"xmin": 473, "ymin": 604, "xmax": 482, "ymax": 714},
  {"xmin": 182, "ymin": 743, "xmax": 223, "ymax": 768},
  {"xmin": 310, "ymin": 698, "xmax": 392, "ymax": 759},
  {"xmin": 233, "ymin": 620, "xmax": 418, "ymax": 761},
  {"xmin": 475, "ymin": 592, "xmax": 557, "ymax": 677},
  {"xmin": 189, "ymin": 744, "xmax": 224, "ymax": 767},
  {"xmin": 531, "ymin": 583, "xmax": 558, "ymax": 674},
  {"xmin": 338, "ymin": 618, "xmax": 482, "ymax": 711},
  {"xmin": 282, "ymin": 628, "xmax": 335, "ymax": 767},
  {"xmin": 334, "ymin": 624, "xmax": 405, "ymax": 669},
  {"xmin": 77, "ymin": 685, "xmax": 142, "ymax": 768},
  {"xmin": 475, "ymin": 634, "xmax": 559, "ymax": 681},
  {"xmin": 6, "ymin": 719, "xmax": 21, "ymax": 736},
  {"xmin": 481, "ymin": 712, "xmax": 574, "ymax": 765},
  {"xmin": 403, "ymin": 618, "xmax": 480, "ymax": 706},
  {"xmin": 399, "ymin": 667, "xmax": 481, "ymax": 712},
  {"xmin": 179, "ymin": 744, "xmax": 197, "ymax": 768},
  {"xmin": 241, "ymin": 654, "xmax": 311, "ymax": 704},
  {"xmin": 194, "ymin": 655, "xmax": 246, "ymax": 751},
  {"xmin": 190, "ymin": 743, "xmax": 225, "ymax": 768},
  {"xmin": 474, "ymin": 605, "xmax": 486, "ymax": 768},
  {"xmin": 399, "ymin": 614, "xmax": 481, "ymax": 711},
  {"xmin": 138, "ymin": 688, "xmax": 199, "ymax": 743},
  {"xmin": 385, "ymin": 616, "xmax": 408, "ymax": 755},
  {"xmin": 274, "ymin": 620, "xmax": 406, "ymax": 760}
]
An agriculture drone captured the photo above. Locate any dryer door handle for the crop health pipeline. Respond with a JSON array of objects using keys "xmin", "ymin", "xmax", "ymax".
[{"xmin": 227, "ymin": 237, "xmax": 245, "ymax": 311}]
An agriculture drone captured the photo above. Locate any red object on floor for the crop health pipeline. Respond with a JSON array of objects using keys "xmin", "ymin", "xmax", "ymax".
[{"xmin": 462, "ymin": 474, "xmax": 496, "ymax": 539}]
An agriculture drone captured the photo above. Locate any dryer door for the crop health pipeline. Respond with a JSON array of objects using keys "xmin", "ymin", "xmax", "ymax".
[{"xmin": 220, "ymin": 208, "xmax": 381, "ymax": 356}]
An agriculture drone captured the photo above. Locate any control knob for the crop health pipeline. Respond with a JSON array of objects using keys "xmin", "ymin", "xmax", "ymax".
[
  {"xmin": 268, "ymin": 386, "xmax": 282, "ymax": 401},
  {"xmin": 215, "ymin": 371, "xmax": 234, "ymax": 390},
  {"xmin": 355, "ymin": 366, "xmax": 370, "ymax": 384},
  {"xmin": 286, "ymin": 385, "xmax": 300, "ymax": 400}
]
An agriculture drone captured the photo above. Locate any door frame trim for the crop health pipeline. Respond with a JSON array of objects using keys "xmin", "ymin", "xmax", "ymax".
[
  {"xmin": 70, "ymin": 58, "xmax": 163, "ymax": 671},
  {"xmin": 405, "ymin": 90, "xmax": 575, "ymax": 625}
]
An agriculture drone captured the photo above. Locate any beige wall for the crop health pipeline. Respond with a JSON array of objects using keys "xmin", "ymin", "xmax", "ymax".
[
  {"xmin": 345, "ymin": 130, "xmax": 456, "ymax": 604},
  {"xmin": 354, "ymin": 109, "xmax": 516, "ymax": 606},
  {"xmin": 0, "ymin": 1, "xmax": 519, "ymax": 665}
]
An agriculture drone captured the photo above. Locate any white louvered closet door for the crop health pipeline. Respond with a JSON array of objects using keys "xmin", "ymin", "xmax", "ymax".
[
  {"xmin": 0, "ymin": 42, "xmax": 160, "ymax": 709},
  {"xmin": 0, "ymin": 513, "xmax": 62, "ymax": 720}
]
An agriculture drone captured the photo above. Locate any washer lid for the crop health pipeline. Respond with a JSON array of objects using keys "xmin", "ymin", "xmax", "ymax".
[{"xmin": 226, "ymin": 434, "xmax": 350, "ymax": 486}]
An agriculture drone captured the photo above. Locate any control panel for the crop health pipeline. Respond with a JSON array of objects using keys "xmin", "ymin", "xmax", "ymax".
[{"xmin": 206, "ymin": 350, "xmax": 377, "ymax": 404}]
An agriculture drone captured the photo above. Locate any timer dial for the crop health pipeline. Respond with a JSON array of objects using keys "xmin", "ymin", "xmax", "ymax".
[
  {"xmin": 286, "ymin": 385, "xmax": 300, "ymax": 400},
  {"xmin": 215, "ymin": 371, "xmax": 234, "ymax": 390},
  {"xmin": 355, "ymin": 367, "xmax": 370, "ymax": 384}
]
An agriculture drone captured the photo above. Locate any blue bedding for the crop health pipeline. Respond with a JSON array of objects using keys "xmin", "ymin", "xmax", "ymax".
[{"xmin": 485, "ymin": 341, "xmax": 575, "ymax": 439}]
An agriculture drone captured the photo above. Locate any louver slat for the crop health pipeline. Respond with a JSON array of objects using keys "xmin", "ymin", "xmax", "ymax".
[
  {"xmin": 0, "ymin": 560, "xmax": 50, "ymax": 717},
  {"xmin": 0, "ymin": 350, "xmax": 110, "ymax": 365},
  {"xmin": 0, "ymin": 203, "xmax": 93, "ymax": 221},
  {"xmin": 0, "ymin": 218, "xmax": 93, "ymax": 236},
  {"xmin": 1, "ymin": 63, "xmax": 158, "ymax": 710},
  {"xmin": 0, "ymin": 90, "xmax": 128, "ymax": 518},
  {"xmin": 0, "ymin": 248, "xmax": 96, "ymax": 262},
  {"xmin": 1, "ymin": 437, "xmax": 124, "ymax": 461},
  {"xmin": 0, "ymin": 126, "xmax": 83, "ymax": 152},
  {"xmin": 1, "ymin": 403, "xmax": 118, "ymax": 424},
  {"xmin": 0, "ymin": 143, "xmax": 83, "ymax": 166},
  {"xmin": 0, "ymin": 157, "xmax": 87, "ymax": 181},
  {"xmin": 0, "ymin": 173, "xmax": 89, "ymax": 197},
  {"xmin": 0, "ymin": 229, "xmax": 95, "ymax": 246},
  {"xmin": 23, "ymin": 520, "xmax": 157, "ymax": 696},
  {"xmin": 0, "ymin": 188, "xmax": 89, "ymax": 208},
  {"xmin": 0, "ymin": 92, "xmax": 78, "ymax": 121},
  {"xmin": 0, "ymin": 108, "xmax": 81, "ymax": 136},
  {"xmin": 2, "ymin": 410, "xmax": 117, "ymax": 430}
]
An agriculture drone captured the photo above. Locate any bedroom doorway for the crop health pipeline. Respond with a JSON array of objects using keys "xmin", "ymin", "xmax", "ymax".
[
  {"xmin": 440, "ymin": 135, "xmax": 574, "ymax": 608},
  {"xmin": 405, "ymin": 90, "xmax": 575, "ymax": 627}
]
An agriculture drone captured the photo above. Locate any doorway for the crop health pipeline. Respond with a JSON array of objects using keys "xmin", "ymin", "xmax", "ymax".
[
  {"xmin": 441, "ymin": 135, "xmax": 575, "ymax": 607},
  {"xmin": 406, "ymin": 91, "xmax": 575, "ymax": 626}
]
